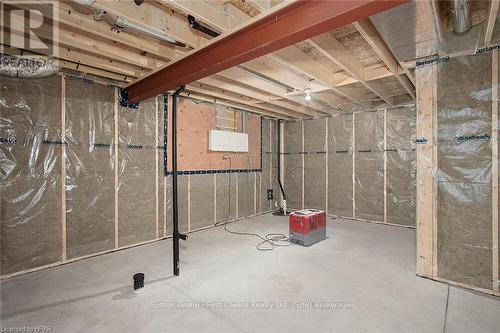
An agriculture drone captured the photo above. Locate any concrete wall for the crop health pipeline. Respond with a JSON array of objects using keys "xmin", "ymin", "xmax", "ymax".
[
  {"xmin": 0, "ymin": 76, "xmax": 278, "ymax": 277},
  {"xmin": 283, "ymin": 106, "xmax": 416, "ymax": 227}
]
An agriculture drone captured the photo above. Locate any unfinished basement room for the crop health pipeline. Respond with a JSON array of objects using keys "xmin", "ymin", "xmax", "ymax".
[{"xmin": 1, "ymin": 0, "xmax": 499, "ymax": 332}]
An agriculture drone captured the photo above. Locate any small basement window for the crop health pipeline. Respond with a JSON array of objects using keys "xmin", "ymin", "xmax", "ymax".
[{"xmin": 216, "ymin": 107, "xmax": 238, "ymax": 132}]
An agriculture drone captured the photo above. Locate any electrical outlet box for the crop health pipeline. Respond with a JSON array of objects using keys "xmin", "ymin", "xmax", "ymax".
[{"xmin": 267, "ymin": 189, "xmax": 273, "ymax": 200}]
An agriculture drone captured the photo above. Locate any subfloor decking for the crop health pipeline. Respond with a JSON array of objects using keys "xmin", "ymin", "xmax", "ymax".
[{"xmin": 1, "ymin": 215, "xmax": 499, "ymax": 333}]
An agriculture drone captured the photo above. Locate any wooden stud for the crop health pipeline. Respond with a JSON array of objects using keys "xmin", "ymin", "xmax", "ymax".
[
  {"xmin": 236, "ymin": 172, "xmax": 239, "ymax": 219},
  {"xmin": 254, "ymin": 172, "xmax": 257, "ymax": 215},
  {"xmin": 61, "ymin": 75, "xmax": 67, "ymax": 261},
  {"xmin": 114, "ymin": 87, "xmax": 119, "ymax": 249},
  {"xmin": 352, "ymin": 112, "xmax": 356, "ymax": 218},
  {"xmin": 415, "ymin": 65, "xmax": 438, "ymax": 278},
  {"xmin": 155, "ymin": 97, "xmax": 159, "ymax": 239},
  {"xmin": 432, "ymin": 276, "xmax": 500, "ymax": 298},
  {"xmin": 325, "ymin": 117, "xmax": 329, "ymax": 213},
  {"xmin": 259, "ymin": 172, "xmax": 262, "ymax": 213},
  {"xmin": 384, "ymin": 108, "xmax": 388, "ymax": 223},
  {"xmin": 432, "ymin": 65, "xmax": 438, "ymax": 278},
  {"xmin": 485, "ymin": 0, "xmax": 500, "ymax": 46},
  {"xmin": 492, "ymin": 49, "xmax": 499, "ymax": 291},
  {"xmin": 329, "ymin": 213, "xmax": 415, "ymax": 229}
]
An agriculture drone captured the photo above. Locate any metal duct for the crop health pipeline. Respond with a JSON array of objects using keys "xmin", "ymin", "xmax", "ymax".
[{"xmin": 449, "ymin": 0, "xmax": 472, "ymax": 34}]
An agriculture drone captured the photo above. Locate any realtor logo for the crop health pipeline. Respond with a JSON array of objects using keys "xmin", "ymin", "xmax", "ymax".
[{"xmin": 1, "ymin": 1, "xmax": 58, "ymax": 56}]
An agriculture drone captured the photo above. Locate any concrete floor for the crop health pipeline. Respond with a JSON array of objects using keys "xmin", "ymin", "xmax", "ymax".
[{"xmin": 1, "ymin": 215, "xmax": 499, "ymax": 333}]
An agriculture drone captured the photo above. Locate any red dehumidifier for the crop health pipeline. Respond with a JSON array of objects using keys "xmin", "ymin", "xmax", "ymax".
[{"xmin": 289, "ymin": 209, "xmax": 326, "ymax": 246}]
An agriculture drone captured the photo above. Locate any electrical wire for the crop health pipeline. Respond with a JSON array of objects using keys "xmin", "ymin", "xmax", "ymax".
[{"xmin": 221, "ymin": 155, "xmax": 291, "ymax": 251}]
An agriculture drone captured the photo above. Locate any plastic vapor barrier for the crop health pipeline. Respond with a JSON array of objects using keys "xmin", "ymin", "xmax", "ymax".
[
  {"xmin": 435, "ymin": 54, "xmax": 494, "ymax": 290},
  {"xmin": 190, "ymin": 174, "xmax": 215, "ymax": 230},
  {"xmin": 216, "ymin": 173, "xmax": 237, "ymax": 224},
  {"xmin": 354, "ymin": 110, "xmax": 385, "ymax": 221},
  {"xmin": 328, "ymin": 114, "xmax": 353, "ymax": 217},
  {"xmin": 284, "ymin": 106, "xmax": 416, "ymax": 226},
  {"xmin": 386, "ymin": 106, "xmax": 416, "ymax": 226},
  {"xmin": 1, "ymin": 75, "xmax": 272, "ymax": 277},
  {"xmin": 1, "ymin": 75, "xmax": 63, "ymax": 274},
  {"xmin": 0, "ymin": 75, "xmax": 167, "ymax": 276},
  {"xmin": 304, "ymin": 118, "xmax": 326, "ymax": 210},
  {"xmin": 118, "ymin": 96, "xmax": 158, "ymax": 247},
  {"xmin": 65, "ymin": 79, "xmax": 115, "ymax": 258}
]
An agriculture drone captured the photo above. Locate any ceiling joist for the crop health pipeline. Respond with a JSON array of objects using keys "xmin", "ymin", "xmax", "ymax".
[
  {"xmin": 353, "ymin": 19, "xmax": 415, "ymax": 99},
  {"xmin": 125, "ymin": 0, "xmax": 408, "ymax": 103},
  {"xmin": 197, "ymin": 75, "xmax": 321, "ymax": 118},
  {"xmin": 309, "ymin": 33, "xmax": 395, "ymax": 106}
]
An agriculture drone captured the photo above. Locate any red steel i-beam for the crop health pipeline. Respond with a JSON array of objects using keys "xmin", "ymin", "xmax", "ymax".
[{"xmin": 126, "ymin": 0, "xmax": 409, "ymax": 103}]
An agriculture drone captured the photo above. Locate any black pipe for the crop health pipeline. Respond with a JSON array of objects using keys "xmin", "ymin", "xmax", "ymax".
[
  {"xmin": 172, "ymin": 86, "xmax": 187, "ymax": 276},
  {"xmin": 188, "ymin": 15, "xmax": 220, "ymax": 38},
  {"xmin": 277, "ymin": 120, "xmax": 286, "ymax": 201}
]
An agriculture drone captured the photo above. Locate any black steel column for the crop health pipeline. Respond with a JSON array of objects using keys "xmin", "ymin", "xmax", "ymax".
[{"xmin": 172, "ymin": 86, "xmax": 186, "ymax": 276}]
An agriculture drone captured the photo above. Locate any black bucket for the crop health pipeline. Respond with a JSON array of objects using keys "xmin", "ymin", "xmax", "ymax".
[{"xmin": 133, "ymin": 273, "xmax": 145, "ymax": 292}]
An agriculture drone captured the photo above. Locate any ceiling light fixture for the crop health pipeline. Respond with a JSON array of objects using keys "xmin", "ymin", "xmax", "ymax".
[
  {"xmin": 304, "ymin": 88, "xmax": 312, "ymax": 101},
  {"xmin": 114, "ymin": 17, "xmax": 185, "ymax": 47},
  {"xmin": 72, "ymin": 0, "xmax": 185, "ymax": 47}
]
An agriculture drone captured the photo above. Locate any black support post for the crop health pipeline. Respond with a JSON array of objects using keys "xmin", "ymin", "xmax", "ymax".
[{"xmin": 172, "ymin": 86, "xmax": 187, "ymax": 276}]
